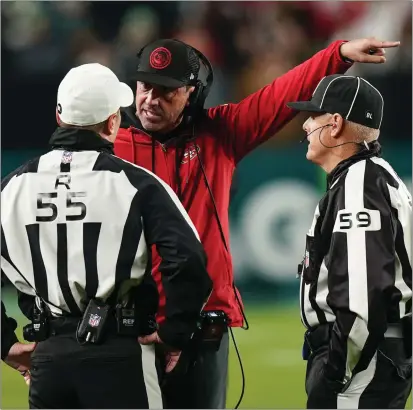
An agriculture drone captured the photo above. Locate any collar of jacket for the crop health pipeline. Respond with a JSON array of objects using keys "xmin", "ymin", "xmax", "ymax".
[
  {"xmin": 120, "ymin": 105, "xmax": 199, "ymax": 146},
  {"xmin": 49, "ymin": 127, "xmax": 114, "ymax": 154},
  {"xmin": 326, "ymin": 140, "xmax": 382, "ymax": 189}
]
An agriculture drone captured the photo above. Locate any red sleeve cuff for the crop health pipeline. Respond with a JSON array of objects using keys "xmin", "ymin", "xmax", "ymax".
[{"xmin": 333, "ymin": 40, "xmax": 354, "ymax": 65}]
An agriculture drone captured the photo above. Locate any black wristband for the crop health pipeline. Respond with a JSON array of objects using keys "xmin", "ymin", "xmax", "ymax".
[
  {"xmin": 339, "ymin": 42, "xmax": 353, "ymax": 64},
  {"xmin": 343, "ymin": 57, "xmax": 354, "ymax": 64}
]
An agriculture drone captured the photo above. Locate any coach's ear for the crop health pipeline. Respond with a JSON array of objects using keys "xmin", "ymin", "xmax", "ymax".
[{"xmin": 185, "ymin": 86, "xmax": 196, "ymax": 107}]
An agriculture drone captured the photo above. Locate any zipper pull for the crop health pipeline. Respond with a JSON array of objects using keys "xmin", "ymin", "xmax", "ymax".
[{"xmin": 160, "ymin": 144, "xmax": 167, "ymax": 152}]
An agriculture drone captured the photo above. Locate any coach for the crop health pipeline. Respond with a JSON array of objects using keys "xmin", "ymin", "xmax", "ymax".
[
  {"xmin": 1, "ymin": 63, "xmax": 212, "ymax": 409},
  {"xmin": 288, "ymin": 74, "xmax": 412, "ymax": 409},
  {"xmin": 114, "ymin": 37, "xmax": 400, "ymax": 408}
]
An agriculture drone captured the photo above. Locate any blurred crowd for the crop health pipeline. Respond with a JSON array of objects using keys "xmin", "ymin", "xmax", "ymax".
[{"xmin": 2, "ymin": 1, "xmax": 411, "ymax": 149}]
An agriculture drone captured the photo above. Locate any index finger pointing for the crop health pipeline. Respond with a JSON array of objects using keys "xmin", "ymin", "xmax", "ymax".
[{"xmin": 372, "ymin": 40, "xmax": 400, "ymax": 48}]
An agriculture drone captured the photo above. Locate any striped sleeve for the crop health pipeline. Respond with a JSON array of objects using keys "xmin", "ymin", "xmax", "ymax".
[
  {"xmin": 2, "ymin": 161, "xmax": 38, "ymax": 354},
  {"xmin": 120, "ymin": 160, "xmax": 213, "ymax": 349},
  {"xmin": 324, "ymin": 160, "xmax": 396, "ymax": 383},
  {"xmin": 1, "ymin": 163, "xmax": 29, "ymax": 358}
]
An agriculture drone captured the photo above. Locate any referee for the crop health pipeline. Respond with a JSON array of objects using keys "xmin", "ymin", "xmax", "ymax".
[
  {"xmin": 1, "ymin": 63, "xmax": 212, "ymax": 409},
  {"xmin": 287, "ymin": 75, "xmax": 412, "ymax": 409}
]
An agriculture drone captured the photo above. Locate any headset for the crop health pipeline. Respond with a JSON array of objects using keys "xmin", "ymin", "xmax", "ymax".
[
  {"xmin": 136, "ymin": 39, "xmax": 214, "ymax": 114},
  {"xmin": 301, "ymin": 123, "xmax": 371, "ymax": 150}
]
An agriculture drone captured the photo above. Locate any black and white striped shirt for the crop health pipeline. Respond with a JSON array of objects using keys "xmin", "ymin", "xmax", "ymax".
[
  {"xmin": 1, "ymin": 128, "xmax": 212, "ymax": 348},
  {"xmin": 299, "ymin": 142, "xmax": 412, "ymax": 383}
]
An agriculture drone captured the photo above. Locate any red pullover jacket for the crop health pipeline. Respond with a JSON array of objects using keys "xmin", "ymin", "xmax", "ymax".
[{"xmin": 114, "ymin": 40, "xmax": 352, "ymax": 327}]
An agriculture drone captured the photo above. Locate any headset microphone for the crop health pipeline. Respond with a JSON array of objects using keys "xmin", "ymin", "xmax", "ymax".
[
  {"xmin": 301, "ymin": 123, "xmax": 370, "ymax": 150},
  {"xmin": 299, "ymin": 124, "xmax": 333, "ymax": 143}
]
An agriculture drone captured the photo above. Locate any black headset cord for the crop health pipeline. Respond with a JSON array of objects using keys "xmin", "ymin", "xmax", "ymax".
[{"xmin": 195, "ymin": 141, "xmax": 248, "ymax": 409}]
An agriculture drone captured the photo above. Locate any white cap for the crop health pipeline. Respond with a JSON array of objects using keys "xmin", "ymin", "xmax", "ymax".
[{"xmin": 57, "ymin": 63, "xmax": 134, "ymax": 126}]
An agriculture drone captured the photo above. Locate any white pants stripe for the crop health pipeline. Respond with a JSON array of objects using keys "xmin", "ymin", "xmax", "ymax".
[
  {"xmin": 337, "ymin": 353, "xmax": 377, "ymax": 409},
  {"xmin": 141, "ymin": 344, "xmax": 163, "ymax": 409}
]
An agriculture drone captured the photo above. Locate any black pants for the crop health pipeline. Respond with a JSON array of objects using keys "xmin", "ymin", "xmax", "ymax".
[
  {"xmin": 306, "ymin": 338, "xmax": 412, "ymax": 409},
  {"xmin": 158, "ymin": 331, "xmax": 229, "ymax": 409},
  {"xmin": 29, "ymin": 318, "xmax": 163, "ymax": 409}
]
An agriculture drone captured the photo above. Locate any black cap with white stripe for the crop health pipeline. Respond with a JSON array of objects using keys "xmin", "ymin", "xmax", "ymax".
[{"xmin": 287, "ymin": 74, "xmax": 383, "ymax": 129}]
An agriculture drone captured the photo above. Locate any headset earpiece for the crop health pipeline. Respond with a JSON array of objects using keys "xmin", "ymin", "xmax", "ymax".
[
  {"xmin": 188, "ymin": 80, "xmax": 205, "ymax": 109},
  {"xmin": 169, "ymin": 39, "xmax": 214, "ymax": 111},
  {"xmin": 191, "ymin": 50, "xmax": 214, "ymax": 110},
  {"xmin": 136, "ymin": 44, "xmax": 147, "ymax": 66}
]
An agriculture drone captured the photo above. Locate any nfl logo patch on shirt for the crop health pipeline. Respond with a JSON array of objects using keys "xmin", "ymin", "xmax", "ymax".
[{"xmin": 62, "ymin": 151, "xmax": 73, "ymax": 164}]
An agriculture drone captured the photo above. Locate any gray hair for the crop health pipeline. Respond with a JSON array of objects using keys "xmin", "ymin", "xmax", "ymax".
[{"xmin": 345, "ymin": 120, "xmax": 380, "ymax": 143}]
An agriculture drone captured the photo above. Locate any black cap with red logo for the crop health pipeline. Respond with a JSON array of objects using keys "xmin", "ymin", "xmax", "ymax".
[{"xmin": 135, "ymin": 39, "xmax": 201, "ymax": 89}]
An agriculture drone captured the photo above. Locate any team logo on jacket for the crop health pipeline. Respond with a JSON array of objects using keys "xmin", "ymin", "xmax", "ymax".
[
  {"xmin": 150, "ymin": 47, "xmax": 172, "ymax": 70},
  {"xmin": 181, "ymin": 145, "xmax": 200, "ymax": 164},
  {"xmin": 61, "ymin": 151, "xmax": 73, "ymax": 164},
  {"xmin": 88, "ymin": 314, "xmax": 101, "ymax": 327}
]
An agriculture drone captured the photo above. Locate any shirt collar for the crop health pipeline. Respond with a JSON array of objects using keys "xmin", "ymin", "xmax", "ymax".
[
  {"xmin": 49, "ymin": 127, "xmax": 114, "ymax": 154},
  {"xmin": 326, "ymin": 140, "xmax": 382, "ymax": 189}
]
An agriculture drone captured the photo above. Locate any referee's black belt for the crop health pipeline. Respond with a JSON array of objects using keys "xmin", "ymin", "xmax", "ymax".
[
  {"xmin": 48, "ymin": 315, "xmax": 118, "ymax": 336},
  {"xmin": 305, "ymin": 322, "xmax": 405, "ymax": 354}
]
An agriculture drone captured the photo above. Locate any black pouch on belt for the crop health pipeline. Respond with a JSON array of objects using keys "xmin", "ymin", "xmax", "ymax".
[
  {"xmin": 198, "ymin": 310, "xmax": 228, "ymax": 351},
  {"xmin": 302, "ymin": 333, "xmax": 311, "ymax": 360},
  {"xmin": 23, "ymin": 298, "xmax": 50, "ymax": 342},
  {"xmin": 76, "ymin": 299, "xmax": 110, "ymax": 344},
  {"xmin": 304, "ymin": 324, "xmax": 332, "ymax": 356},
  {"xmin": 115, "ymin": 305, "xmax": 139, "ymax": 336}
]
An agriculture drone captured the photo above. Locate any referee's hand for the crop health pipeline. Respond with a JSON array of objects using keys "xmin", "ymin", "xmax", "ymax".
[
  {"xmin": 138, "ymin": 332, "xmax": 181, "ymax": 373},
  {"xmin": 4, "ymin": 341, "xmax": 36, "ymax": 386}
]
